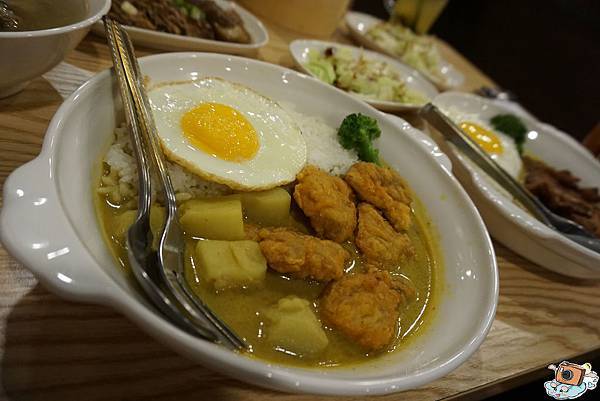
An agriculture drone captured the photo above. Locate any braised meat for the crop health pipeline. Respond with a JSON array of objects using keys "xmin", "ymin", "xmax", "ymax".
[
  {"xmin": 191, "ymin": 0, "xmax": 251, "ymax": 43},
  {"xmin": 320, "ymin": 270, "xmax": 415, "ymax": 351},
  {"xmin": 109, "ymin": 0, "xmax": 214, "ymax": 37},
  {"xmin": 293, "ymin": 165, "xmax": 357, "ymax": 243},
  {"xmin": 356, "ymin": 203, "xmax": 414, "ymax": 269},
  {"xmin": 344, "ymin": 162, "xmax": 413, "ymax": 232},
  {"xmin": 0, "ymin": 1, "xmax": 19, "ymax": 31},
  {"xmin": 108, "ymin": 0, "xmax": 251, "ymax": 43},
  {"xmin": 257, "ymin": 228, "xmax": 350, "ymax": 282},
  {"xmin": 524, "ymin": 156, "xmax": 600, "ymax": 237}
]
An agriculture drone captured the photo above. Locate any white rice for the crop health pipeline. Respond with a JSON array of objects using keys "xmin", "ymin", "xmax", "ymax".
[
  {"xmin": 282, "ymin": 106, "xmax": 358, "ymax": 176},
  {"xmin": 99, "ymin": 109, "xmax": 357, "ymax": 203}
]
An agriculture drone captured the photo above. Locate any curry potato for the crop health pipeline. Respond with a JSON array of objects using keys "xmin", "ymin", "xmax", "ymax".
[
  {"xmin": 240, "ymin": 188, "xmax": 291, "ymax": 226},
  {"xmin": 180, "ymin": 197, "xmax": 244, "ymax": 240},
  {"xmin": 263, "ymin": 296, "xmax": 329, "ymax": 356},
  {"xmin": 196, "ymin": 240, "xmax": 267, "ymax": 290}
]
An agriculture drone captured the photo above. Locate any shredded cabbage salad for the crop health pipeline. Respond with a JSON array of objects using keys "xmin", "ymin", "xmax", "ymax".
[
  {"xmin": 304, "ymin": 47, "xmax": 428, "ymax": 105},
  {"xmin": 366, "ymin": 22, "xmax": 444, "ymax": 83}
]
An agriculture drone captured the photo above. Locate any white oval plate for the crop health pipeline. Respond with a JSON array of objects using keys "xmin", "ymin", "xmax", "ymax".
[
  {"xmin": 92, "ymin": 0, "xmax": 268, "ymax": 57},
  {"xmin": 0, "ymin": 53, "xmax": 497, "ymax": 395},
  {"xmin": 345, "ymin": 11, "xmax": 464, "ymax": 90},
  {"xmin": 433, "ymin": 92, "xmax": 600, "ymax": 278},
  {"xmin": 289, "ymin": 39, "xmax": 439, "ymax": 112}
]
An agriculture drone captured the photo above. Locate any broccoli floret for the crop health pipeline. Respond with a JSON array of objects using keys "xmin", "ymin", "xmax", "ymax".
[
  {"xmin": 337, "ymin": 113, "xmax": 381, "ymax": 164},
  {"xmin": 490, "ymin": 114, "xmax": 528, "ymax": 154}
]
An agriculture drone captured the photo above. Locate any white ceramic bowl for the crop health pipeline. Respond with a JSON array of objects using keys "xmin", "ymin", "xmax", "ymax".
[
  {"xmin": 91, "ymin": 0, "xmax": 268, "ymax": 56},
  {"xmin": 0, "ymin": 0, "xmax": 110, "ymax": 98},
  {"xmin": 345, "ymin": 11, "xmax": 464, "ymax": 91},
  {"xmin": 289, "ymin": 39, "xmax": 439, "ymax": 112},
  {"xmin": 0, "ymin": 53, "xmax": 497, "ymax": 395},
  {"xmin": 432, "ymin": 92, "xmax": 600, "ymax": 278}
]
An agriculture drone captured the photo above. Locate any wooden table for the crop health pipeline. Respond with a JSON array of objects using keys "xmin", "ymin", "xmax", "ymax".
[{"xmin": 1, "ymin": 20, "xmax": 599, "ymax": 401}]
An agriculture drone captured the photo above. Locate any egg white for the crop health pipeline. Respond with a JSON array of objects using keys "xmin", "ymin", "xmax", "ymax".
[
  {"xmin": 148, "ymin": 78, "xmax": 307, "ymax": 190},
  {"xmin": 443, "ymin": 107, "xmax": 523, "ymax": 178}
]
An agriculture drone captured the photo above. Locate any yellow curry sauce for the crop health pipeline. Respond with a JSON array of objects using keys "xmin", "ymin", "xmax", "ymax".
[{"xmin": 95, "ymin": 182, "xmax": 442, "ymax": 368}]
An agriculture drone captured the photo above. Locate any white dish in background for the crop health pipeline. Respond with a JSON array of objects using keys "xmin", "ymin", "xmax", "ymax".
[
  {"xmin": 289, "ymin": 39, "xmax": 439, "ymax": 112},
  {"xmin": 0, "ymin": 0, "xmax": 110, "ymax": 98},
  {"xmin": 0, "ymin": 53, "xmax": 497, "ymax": 395},
  {"xmin": 91, "ymin": 0, "xmax": 268, "ymax": 56},
  {"xmin": 345, "ymin": 11, "xmax": 464, "ymax": 91},
  {"xmin": 432, "ymin": 92, "xmax": 600, "ymax": 278}
]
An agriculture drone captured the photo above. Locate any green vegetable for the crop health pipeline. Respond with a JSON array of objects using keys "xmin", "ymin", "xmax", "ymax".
[
  {"xmin": 337, "ymin": 113, "xmax": 381, "ymax": 164},
  {"xmin": 189, "ymin": 5, "xmax": 204, "ymax": 21},
  {"xmin": 490, "ymin": 114, "xmax": 528, "ymax": 154},
  {"xmin": 305, "ymin": 50, "xmax": 336, "ymax": 85},
  {"xmin": 305, "ymin": 60, "xmax": 336, "ymax": 85},
  {"xmin": 304, "ymin": 47, "xmax": 428, "ymax": 104}
]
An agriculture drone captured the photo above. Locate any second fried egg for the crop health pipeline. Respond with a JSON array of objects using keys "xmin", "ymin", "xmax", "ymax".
[
  {"xmin": 148, "ymin": 78, "xmax": 307, "ymax": 190},
  {"xmin": 443, "ymin": 108, "xmax": 522, "ymax": 178}
]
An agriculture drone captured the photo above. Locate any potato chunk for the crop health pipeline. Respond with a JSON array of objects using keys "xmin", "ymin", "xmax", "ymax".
[
  {"xmin": 263, "ymin": 296, "xmax": 329, "ymax": 356},
  {"xmin": 180, "ymin": 197, "xmax": 244, "ymax": 240},
  {"xmin": 240, "ymin": 188, "xmax": 291, "ymax": 227},
  {"xmin": 196, "ymin": 240, "xmax": 267, "ymax": 290}
]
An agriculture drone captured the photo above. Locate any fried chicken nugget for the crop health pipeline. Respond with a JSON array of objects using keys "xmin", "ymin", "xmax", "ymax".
[
  {"xmin": 356, "ymin": 203, "xmax": 414, "ymax": 269},
  {"xmin": 320, "ymin": 270, "xmax": 415, "ymax": 351},
  {"xmin": 258, "ymin": 228, "xmax": 350, "ymax": 281},
  {"xmin": 344, "ymin": 162, "xmax": 412, "ymax": 232},
  {"xmin": 293, "ymin": 165, "xmax": 357, "ymax": 243}
]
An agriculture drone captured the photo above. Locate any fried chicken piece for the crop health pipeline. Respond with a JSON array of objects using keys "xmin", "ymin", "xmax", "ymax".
[
  {"xmin": 320, "ymin": 270, "xmax": 415, "ymax": 351},
  {"xmin": 344, "ymin": 162, "xmax": 412, "ymax": 232},
  {"xmin": 293, "ymin": 165, "xmax": 357, "ymax": 243},
  {"xmin": 258, "ymin": 228, "xmax": 350, "ymax": 282},
  {"xmin": 356, "ymin": 203, "xmax": 414, "ymax": 269}
]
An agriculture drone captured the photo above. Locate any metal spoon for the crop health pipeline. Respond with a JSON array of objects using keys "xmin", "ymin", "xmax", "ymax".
[
  {"xmin": 420, "ymin": 103, "xmax": 600, "ymax": 254},
  {"xmin": 104, "ymin": 17, "xmax": 246, "ymax": 349},
  {"xmin": 105, "ymin": 19, "xmax": 218, "ymax": 341}
]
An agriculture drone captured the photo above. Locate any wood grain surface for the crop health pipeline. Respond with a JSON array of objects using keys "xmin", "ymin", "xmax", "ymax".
[{"xmin": 1, "ymin": 19, "xmax": 599, "ymax": 401}]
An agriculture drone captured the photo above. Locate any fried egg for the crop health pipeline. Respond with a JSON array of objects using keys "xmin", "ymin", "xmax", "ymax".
[
  {"xmin": 148, "ymin": 78, "xmax": 307, "ymax": 190},
  {"xmin": 443, "ymin": 108, "xmax": 522, "ymax": 177}
]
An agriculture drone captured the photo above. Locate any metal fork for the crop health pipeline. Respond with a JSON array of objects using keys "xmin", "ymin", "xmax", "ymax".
[
  {"xmin": 420, "ymin": 104, "xmax": 600, "ymax": 254},
  {"xmin": 104, "ymin": 17, "xmax": 246, "ymax": 349}
]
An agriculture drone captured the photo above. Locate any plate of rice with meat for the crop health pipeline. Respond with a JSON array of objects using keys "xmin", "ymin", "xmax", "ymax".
[{"xmin": 92, "ymin": 0, "xmax": 268, "ymax": 56}]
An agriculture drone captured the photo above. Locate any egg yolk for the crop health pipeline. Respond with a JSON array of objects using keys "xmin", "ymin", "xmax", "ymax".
[
  {"xmin": 460, "ymin": 121, "xmax": 503, "ymax": 154},
  {"xmin": 181, "ymin": 103, "xmax": 259, "ymax": 162}
]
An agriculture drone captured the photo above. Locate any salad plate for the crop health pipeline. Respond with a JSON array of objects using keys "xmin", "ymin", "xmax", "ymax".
[
  {"xmin": 290, "ymin": 39, "xmax": 438, "ymax": 112},
  {"xmin": 345, "ymin": 11, "xmax": 464, "ymax": 90}
]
